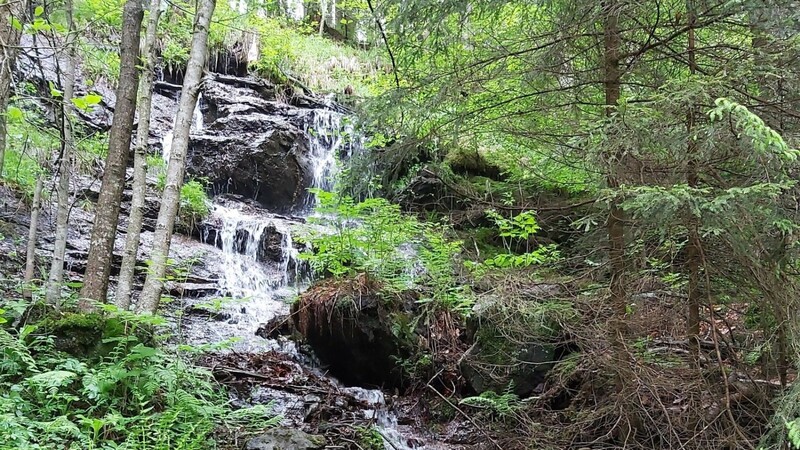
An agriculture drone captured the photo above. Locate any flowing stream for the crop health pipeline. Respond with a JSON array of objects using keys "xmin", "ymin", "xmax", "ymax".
[{"xmin": 160, "ymin": 102, "xmax": 447, "ymax": 449}]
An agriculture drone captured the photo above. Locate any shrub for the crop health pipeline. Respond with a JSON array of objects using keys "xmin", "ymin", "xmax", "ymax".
[
  {"xmin": 0, "ymin": 308, "xmax": 278, "ymax": 450},
  {"xmin": 300, "ymin": 190, "xmax": 473, "ymax": 314},
  {"xmin": 178, "ymin": 179, "xmax": 211, "ymax": 230}
]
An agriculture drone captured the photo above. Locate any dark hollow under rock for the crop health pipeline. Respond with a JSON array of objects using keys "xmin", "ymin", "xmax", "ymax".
[{"xmin": 291, "ymin": 275, "xmax": 417, "ymax": 388}]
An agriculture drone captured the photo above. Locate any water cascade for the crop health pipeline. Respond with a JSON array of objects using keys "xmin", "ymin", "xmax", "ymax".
[{"xmin": 155, "ymin": 79, "xmax": 450, "ymax": 449}]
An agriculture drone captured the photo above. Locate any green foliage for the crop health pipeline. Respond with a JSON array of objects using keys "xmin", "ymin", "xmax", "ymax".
[
  {"xmin": 1, "ymin": 113, "xmax": 54, "ymax": 198},
  {"xmin": 178, "ymin": 179, "xmax": 211, "ymax": 230},
  {"xmin": 787, "ymin": 419, "xmax": 800, "ymax": 449},
  {"xmin": 77, "ymin": 132, "xmax": 109, "ymax": 171},
  {"xmin": 79, "ymin": 43, "xmax": 121, "ymax": 85},
  {"xmin": 0, "ymin": 309, "xmax": 278, "ymax": 450},
  {"xmin": 459, "ymin": 384, "xmax": 522, "ymax": 420},
  {"xmin": 301, "ymin": 190, "xmax": 473, "ymax": 314},
  {"xmin": 251, "ymin": 19, "xmax": 391, "ymax": 94},
  {"xmin": 467, "ymin": 210, "xmax": 561, "ymax": 275},
  {"xmin": 709, "ymin": 98, "xmax": 798, "ymax": 162},
  {"xmin": 355, "ymin": 426, "xmax": 384, "ymax": 450}
]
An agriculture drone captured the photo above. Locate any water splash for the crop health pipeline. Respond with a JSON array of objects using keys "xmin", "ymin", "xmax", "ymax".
[
  {"xmin": 192, "ymin": 93, "xmax": 204, "ymax": 132},
  {"xmin": 203, "ymin": 202, "xmax": 301, "ymax": 300},
  {"xmin": 161, "ymin": 127, "xmax": 173, "ymax": 163}
]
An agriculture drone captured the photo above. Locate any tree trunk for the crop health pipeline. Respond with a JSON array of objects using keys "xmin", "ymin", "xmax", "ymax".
[
  {"xmin": 603, "ymin": 0, "xmax": 625, "ymax": 325},
  {"xmin": 115, "ymin": 0, "xmax": 163, "ymax": 310},
  {"xmin": 0, "ymin": 0, "xmax": 27, "ymax": 177},
  {"xmin": 319, "ymin": 0, "xmax": 326, "ymax": 35},
  {"xmin": 79, "ymin": 0, "xmax": 144, "ymax": 308},
  {"xmin": 137, "ymin": 0, "xmax": 216, "ymax": 314},
  {"xmin": 23, "ymin": 170, "xmax": 43, "ymax": 299},
  {"xmin": 45, "ymin": 0, "xmax": 76, "ymax": 308},
  {"xmin": 685, "ymin": 0, "xmax": 701, "ymax": 367}
]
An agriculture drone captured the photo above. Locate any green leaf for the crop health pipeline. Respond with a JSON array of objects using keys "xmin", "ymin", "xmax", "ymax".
[
  {"xmin": 6, "ymin": 106, "xmax": 23, "ymax": 123},
  {"xmin": 34, "ymin": 5, "xmax": 44, "ymax": 16},
  {"xmin": 48, "ymin": 81, "xmax": 62, "ymax": 98}
]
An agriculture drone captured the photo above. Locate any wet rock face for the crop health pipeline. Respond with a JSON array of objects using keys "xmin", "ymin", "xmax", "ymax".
[
  {"xmin": 186, "ymin": 77, "xmax": 316, "ymax": 213},
  {"xmin": 188, "ymin": 126, "xmax": 312, "ymax": 213}
]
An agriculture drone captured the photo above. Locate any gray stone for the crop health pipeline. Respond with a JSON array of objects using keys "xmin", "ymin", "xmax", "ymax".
[{"xmin": 245, "ymin": 429, "xmax": 325, "ymax": 450}]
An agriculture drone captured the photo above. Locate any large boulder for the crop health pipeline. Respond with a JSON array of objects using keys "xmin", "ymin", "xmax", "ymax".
[
  {"xmin": 187, "ymin": 114, "xmax": 313, "ymax": 213},
  {"xmin": 460, "ymin": 286, "xmax": 574, "ymax": 398}
]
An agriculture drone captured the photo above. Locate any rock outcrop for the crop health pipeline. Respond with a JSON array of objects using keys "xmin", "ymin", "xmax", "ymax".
[{"xmin": 185, "ymin": 77, "xmax": 320, "ymax": 213}]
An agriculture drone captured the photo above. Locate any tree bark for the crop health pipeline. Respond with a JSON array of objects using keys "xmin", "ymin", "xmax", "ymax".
[
  {"xmin": 79, "ymin": 0, "xmax": 143, "ymax": 308},
  {"xmin": 0, "ymin": 0, "xmax": 27, "ymax": 177},
  {"xmin": 45, "ymin": 0, "xmax": 76, "ymax": 308},
  {"xmin": 115, "ymin": 0, "xmax": 163, "ymax": 310},
  {"xmin": 318, "ymin": 0, "xmax": 326, "ymax": 35},
  {"xmin": 23, "ymin": 168, "xmax": 43, "ymax": 299},
  {"xmin": 685, "ymin": 0, "xmax": 701, "ymax": 367},
  {"xmin": 137, "ymin": 0, "xmax": 216, "ymax": 314},
  {"xmin": 603, "ymin": 0, "xmax": 626, "ymax": 325}
]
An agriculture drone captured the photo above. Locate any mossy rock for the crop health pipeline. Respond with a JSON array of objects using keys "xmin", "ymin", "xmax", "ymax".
[
  {"xmin": 38, "ymin": 313, "xmax": 127, "ymax": 358},
  {"xmin": 460, "ymin": 325, "xmax": 556, "ymax": 397},
  {"xmin": 460, "ymin": 292, "xmax": 574, "ymax": 397}
]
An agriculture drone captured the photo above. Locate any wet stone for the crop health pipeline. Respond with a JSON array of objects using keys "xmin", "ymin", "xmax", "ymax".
[{"xmin": 245, "ymin": 429, "xmax": 325, "ymax": 450}]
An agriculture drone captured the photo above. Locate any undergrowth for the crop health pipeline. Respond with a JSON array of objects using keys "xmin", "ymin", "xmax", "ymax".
[
  {"xmin": 0, "ymin": 306, "xmax": 278, "ymax": 450},
  {"xmin": 300, "ymin": 190, "xmax": 472, "ymax": 315}
]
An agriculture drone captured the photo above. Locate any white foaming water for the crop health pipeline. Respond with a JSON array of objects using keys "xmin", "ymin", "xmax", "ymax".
[
  {"xmin": 161, "ymin": 128, "xmax": 173, "ymax": 163},
  {"xmin": 203, "ymin": 203, "xmax": 300, "ymax": 307},
  {"xmin": 340, "ymin": 386, "xmax": 447, "ymax": 450},
  {"xmin": 304, "ymin": 109, "xmax": 362, "ymax": 208},
  {"xmin": 192, "ymin": 93, "xmax": 204, "ymax": 132}
]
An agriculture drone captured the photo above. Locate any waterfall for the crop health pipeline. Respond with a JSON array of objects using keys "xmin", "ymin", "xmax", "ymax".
[
  {"xmin": 161, "ymin": 128, "xmax": 173, "ymax": 163},
  {"xmin": 185, "ymin": 107, "xmax": 362, "ymax": 340},
  {"xmin": 304, "ymin": 109, "xmax": 361, "ymax": 207}
]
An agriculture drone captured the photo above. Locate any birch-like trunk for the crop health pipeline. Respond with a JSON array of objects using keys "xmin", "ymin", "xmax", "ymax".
[
  {"xmin": 79, "ymin": 0, "xmax": 143, "ymax": 308},
  {"xmin": 115, "ymin": 0, "xmax": 163, "ymax": 310},
  {"xmin": 318, "ymin": 0, "xmax": 326, "ymax": 35},
  {"xmin": 23, "ymin": 169, "xmax": 44, "ymax": 299},
  {"xmin": 0, "ymin": 0, "xmax": 27, "ymax": 176},
  {"xmin": 137, "ymin": 0, "xmax": 216, "ymax": 314},
  {"xmin": 45, "ymin": 0, "xmax": 76, "ymax": 308}
]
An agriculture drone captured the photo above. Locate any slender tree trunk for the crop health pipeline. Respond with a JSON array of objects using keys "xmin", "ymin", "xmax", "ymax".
[
  {"xmin": 79, "ymin": 0, "xmax": 144, "ymax": 308},
  {"xmin": 23, "ymin": 167, "xmax": 44, "ymax": 299},
  {"xmin": 0, "ymin": 0, "xmax": 27, "ymax": 177},
  {"xmin": 115, "ymin": 0, "xmax": 163, "ymax": 310},
  {"xmin": 319, "ymin": 0, "xmax": 326, "ymax": 35},
  {"xmin": 602, "ymin": 4, "xmax": 637, "ymax": 436},
  {"xmin": 685, "ymin": 0, "xmax": 701, "ymax": 367},
  {"xmin": 45, "ymin": 0, "xmax": 76, "ymax": 308},
  {"xmin": 137, "ymin": 0, "xmax": 216, "ymax": 314},
  {"xmin": 603, "ymin": 0, "xmax": 625, "ymax": 325}
]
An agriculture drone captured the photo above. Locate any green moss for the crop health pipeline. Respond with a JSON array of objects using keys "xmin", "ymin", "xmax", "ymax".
[
  {"xmin": 356, "ymin": 426, "xmax": 384, "ymax": 450},
  {"xmin": 38, "ymin": 313, "xmax": 129, "ymax": 358},
  {"xmin": 39, "ymin": 313, "xmax": 105, "ymax": 357}
]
